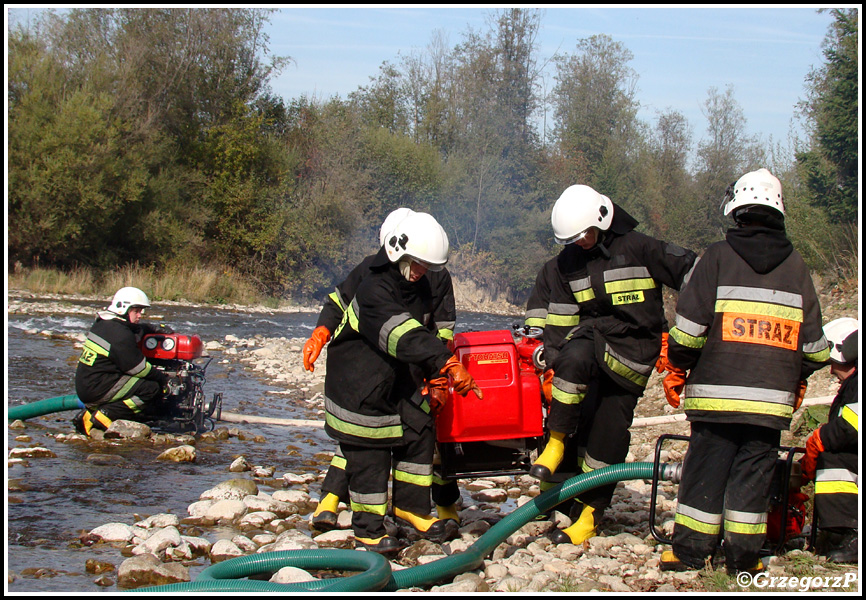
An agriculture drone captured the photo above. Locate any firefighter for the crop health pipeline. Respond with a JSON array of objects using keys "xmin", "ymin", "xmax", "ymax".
[
  {"xmin": 305, "ymin": 208, "xmax": 462, "ymax": 536},
  {"xmin": 323, "ymin": 211, "xmax": 482, "ymax": 554},
  {"xmin": 659, "ymin": 168, "xmax": 830, "ymax": 574},
  {"xmin": 800, "ymin": 317, "xmax": 858, "ymax": 564},
  {"xmin": 525, "ymin": 184, "xmax": 697, "ymax": 545},
  {"xmin": 73, "ymin": 287, "xmax": 176, "ymax": 435}
]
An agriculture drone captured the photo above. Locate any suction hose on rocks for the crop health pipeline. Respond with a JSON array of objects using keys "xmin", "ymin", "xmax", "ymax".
[
  {"xmin": 7, "ymin": 395, "xmax": 83, "ymax": 421},
  {"xmin": 139, "ymin": 462, "xmax": 668, "ymax": 593}
]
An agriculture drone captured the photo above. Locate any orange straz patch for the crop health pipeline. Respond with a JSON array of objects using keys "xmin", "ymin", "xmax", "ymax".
[{"xmin": 722, "ymin": 313, "xmax": 800, "ymax": 350}]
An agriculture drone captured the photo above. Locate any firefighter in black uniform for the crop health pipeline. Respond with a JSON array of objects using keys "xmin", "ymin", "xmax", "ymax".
[
  {"xmin": 74, "ymin": 287, "xmax": 175, "ymax": 435},
  {"xmin": 800, "ymin": 317, "xmax": 858, "ymax": 564},
  {"xmin": 525, "ymin": 184, "xmax": 698, "ymax": 545},
  {"xmin": 305, "ymin": 208, "xmax": 462, "ymax": 536},
  {"xmin": 660, "ymin": 168, "xmax": 830, "ymax": 574},
  {"xmin": 323, "ymin": 211, "xmax": 482, "ymax": 554}
]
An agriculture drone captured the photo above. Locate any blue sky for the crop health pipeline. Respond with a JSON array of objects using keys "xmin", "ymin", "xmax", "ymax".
[{"xmin": 265, "ymin": 6, "xmax": 838, "ymax": 150}]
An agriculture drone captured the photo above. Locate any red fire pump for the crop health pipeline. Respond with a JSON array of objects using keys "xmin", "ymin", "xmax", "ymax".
[
  {"xmin": 139, "ymin": 332, "xmax": 222, "ymax": 433},
  {"xmin": 435, "ymin": 326, "xmax": 546, "ymax": 479}
]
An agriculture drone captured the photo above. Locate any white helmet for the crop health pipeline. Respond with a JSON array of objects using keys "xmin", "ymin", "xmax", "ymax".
[
  {"xmin": 551, "ymin": 185, "xmax": 614, "ymax": 245},
  {"xmin": 107, "ymin": 286, "xmax": 151, "ymax": 316},
  {"xmin": 823, "ymin": 317, "xmax": 858, "ymax": 364},
  {"xmin": 384, "ymin": 212, "xmax": 449, "ymax": 272},
  {"xmin": 378, "ymin": 207, "xmax": 415, "ymax": 246},
  {"xmin": 722, "ymin": 168, "xmax": 785, "ymax": 216}
]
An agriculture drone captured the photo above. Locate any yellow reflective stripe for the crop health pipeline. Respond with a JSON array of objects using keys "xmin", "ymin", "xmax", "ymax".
[
  {"xmin": 804, "ymin": 347, "xmax": 831, "ymax": 363},
  {"xmin": 328, "ymin": 289, "xmax": 347, "ymax": 311},
  {"xmin": 525, "ymin": 317, "xmax": 546, "ymax": 328},
  {"xmin": 546, "ymin": 314, "xmax": 581, "ymax": 327},
  {"xmin": 122, "ymin": 396, "xmax": 144, "ymax": 413},
  {"xmin": 670, "ymin": 326, "xmax": 707, "ymax": 349},
  {"xmin": 675, "ymin": 513, "xmax": 721, "ymax": 535},
  {"xmin": 841, "ymin": 405, "xmax": 859, "ymax": 431},
  {"xmin": 324, "ymin": 412, "xmax": 403, "ymax": 441},
  {"xmin": 816, "ymin": 481, "xmax": 859, "ymax": 495},
  {"xmin": 83, "ymin": 339, "xmax": 110, "ymax": 357},
  {"xmin": 724, "ymin": 520, "xmax": 767, "ymax": 535},
  {"xmin": 604, "ymin": 351, "xmax": 649, "ymax": 387},
  {"xmin": 432, "ymin": 474, "xmax": 450, "ymax": 486},
  {"xmin": 605, "ymin": 278, "xmax": 657, "ymax": 294},
  {"xmin": 350, "ymin": 500, "xmax": 388, "ymax": 516},
  {"xmin": 330, "ymin": 455, "xmax": 347, "ymax": 470},
  {"xmin": 551, "ymin": 387, "xmax": 586, "ymax": 405},
  {"xmin": 574, "ymin": 288, "xmax": 595, "ymax": 303},
  {"xmin": 111, "ymin": 377, "xmax": 141, "ymax": 402},
  {"xmin": 683, "ymin": 397, "xmax": 793, "ymax": 419},
  {"xmin": 437, "ymin": 328, "xmax": 454, "ymax": 341},
  {"xmin": 715, "ymin": 299, "xmax": 803, "ymax": 322},
  {"xmin": 394, "ymin": 470, "xmax": 433, "ymax": 487},
  {"xmin": 387, "ymin": 318, "xmax": 424, "ymax": 357}
]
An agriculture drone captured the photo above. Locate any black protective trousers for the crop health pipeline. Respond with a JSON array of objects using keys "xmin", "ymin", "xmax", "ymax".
[
  {"xmin": 341, "ymin": 411, "xmax": 437, "ymax": 540},
  {"xmin": 547, "ymin": 337, "xmax": 638, "ymax": 513},
  {"xmin": 90, "ymin": 379, "xmax": 166, "ymax": 427},
  {"xmin": 672, "ymin": 421, "xmax": 780, "ymax": 571},
  {"xmin": 814, "ymin": 449, "xmax": 859, "ymax": 530}
]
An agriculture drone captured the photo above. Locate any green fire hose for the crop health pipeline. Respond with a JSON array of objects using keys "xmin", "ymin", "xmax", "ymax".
[
  {"xmin": 138, "ymin": 462, "xmax": 665, "ymax": 593},
  {"xmin": 7, "ymin": 395, "xmax": 84, "ymax": 421}
]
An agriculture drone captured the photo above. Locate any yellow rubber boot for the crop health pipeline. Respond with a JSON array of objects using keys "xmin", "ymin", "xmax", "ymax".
[
  {"xmin": 311, "ymin": 492, "xmax": 340, "ymax": 532},
  {"xmin": 530, "ymin": 431, "xmax": 567, "ymax": 481},
  {"xmin": 550, "ymin": 504, "xmax": 598, "ymax": 545},
  {"xmin": 436, "ymin": 503, "xmax": 460, "ymax": 525},
  {"xmin": 394, "ymin": 507, "xmax": 459, "ymax": 543}
]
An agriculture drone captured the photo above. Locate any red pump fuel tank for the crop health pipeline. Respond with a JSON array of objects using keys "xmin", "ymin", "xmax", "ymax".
[
  {"xmin": 140, "ymin": 333, "xmax": 204, "ymax": 361},
  {"xmin": 436, "ymin": 329, "xmax": 544, "ymax": 443}
]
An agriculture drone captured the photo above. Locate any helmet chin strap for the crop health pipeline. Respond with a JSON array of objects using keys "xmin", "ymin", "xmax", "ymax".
[{"xmin": 399, "ymin": 258, "xmax": 413, "ymax": 280}]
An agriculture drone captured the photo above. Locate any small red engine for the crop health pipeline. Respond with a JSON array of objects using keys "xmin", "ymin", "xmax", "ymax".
[
  {"xmin": 140, "ymin": 333, "xmax": 204, "ymax": 361},
  {"xmin": 435, "ymin": 327, "xmax": 546, "ymax": 479}
]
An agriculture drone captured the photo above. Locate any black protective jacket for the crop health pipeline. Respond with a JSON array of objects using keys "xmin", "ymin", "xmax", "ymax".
[
  {"xmin": 525, "ymin": 203, "xmax": 697, "ymax": 394},
  {"xmin": 323, "ymin": 247, "xmax": 454, "ymax": 447},
  {"xmin": 668, "ymin": 224, "xmax": 830, "ymax": 430},
  {"xmin": 75, "ymin": 312, "xmax": 169, "ymax": 406}
]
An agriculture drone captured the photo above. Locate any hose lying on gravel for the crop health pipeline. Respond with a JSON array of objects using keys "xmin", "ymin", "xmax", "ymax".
[{"xmin": 137, "ymin": 462, "xmax": 667, "ymax": 593}]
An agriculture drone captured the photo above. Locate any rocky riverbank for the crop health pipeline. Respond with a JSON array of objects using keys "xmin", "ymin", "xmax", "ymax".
[{"xmin": 7, "ymin": 290, "xmax": 859, "ymax": 593}]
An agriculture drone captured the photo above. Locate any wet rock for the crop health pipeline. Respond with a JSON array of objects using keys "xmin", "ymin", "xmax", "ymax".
[
  {"xmin": 270, "ymin": 566, "xmax": 317, "ymax": 584},
  {"xmin": 85, "ymin": 559, "xmax": 116, "ymax": 574},
  {"xmin": 204, "ymin": 499, "xmax": 247, "ymax": 523},
  {"xmin": 135, "ymin": 514, "xmax": 180, "ymax": 529},
  {"xmin": 200, "ymin": 478, "xmax": 259, "ymax": 501},
  {"xmin": 117, "ymin": 553, "xmax": 190, "ymax": 588},
  {"xmin": 310, "ymin": 529, "xmax": 353, "ymax": 549},
  {"xmin": 88, "ymin": 523, "xmax": 136, "ymax": 543},
  {"xmin": 86, "ymin": 453, "xmax": 126, "ymax": 465},
  {"xmin": 8, "ymin": 447, "xmax": 56, "ymax": 459},
  {"xmin": 156, "ymin": 445, "xmax": 196, "ymax": 462},
  {"xmin": 93, "ymin": 574, "xmax": 115, "ymax": 587},
  {"xmin": 134, "ymin": 526, "xmax": 183, "ymax": 556},
  {"xmin": 229, "ymin": 456, "xmax": 252, "ymax": 472},
  {"xmin": 209, "ymin": 539, "xmax": 244, "ymax": 563},
  {"xmin": 104, "ymin": 420, "xmax": 152, "ymax": 440}
]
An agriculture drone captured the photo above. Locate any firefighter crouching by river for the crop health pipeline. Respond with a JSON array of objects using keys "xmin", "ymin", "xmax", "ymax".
[{"xmin": 321, "ymin": 211, "xmax": 482, "ymax": 555}]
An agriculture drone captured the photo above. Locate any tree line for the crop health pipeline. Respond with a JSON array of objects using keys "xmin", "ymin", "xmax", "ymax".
[{"xmin": 7, "ymin": 8, "xmax": 858, "ymax": 303}]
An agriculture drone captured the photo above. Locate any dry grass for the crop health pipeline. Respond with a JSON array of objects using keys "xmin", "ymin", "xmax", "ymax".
[{"xmin": 7, "ymin": 262, "xmax": 266, "ymax": 306}]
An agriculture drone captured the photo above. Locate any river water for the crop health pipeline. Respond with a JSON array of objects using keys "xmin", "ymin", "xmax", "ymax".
[{"xmin": 6, "ymin": 297, "xmax": 519, "ymax": 593}]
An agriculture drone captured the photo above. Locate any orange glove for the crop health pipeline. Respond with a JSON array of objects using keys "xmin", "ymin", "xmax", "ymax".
[
  {"xmin": 440, "ymin": 356, "xmax": 483, "ymax": 399},
  {"xmin": 655, "ymin": 332, "xmax": 673, "ymax": 374},
  {"xmin": 799, "ymin": 426, "xmax": 824, "ymax": 482},
  {"xmin": 663, "ymin": 368, "xmax": 687, "ymax": 408},
  {"xmin": 426, "ymin": 376, "xmax": 450, "ymax": 417},
  {"xmin": 302, "ymin": 326, "xmax": 331, "ymax": 372},
  {"xmin": 542, "ymin": 369, "xmax": 554, "ymax": 403},
  {"xmin": 794, "ymin": 379, "xmax": 807, "ymax": 411}
]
